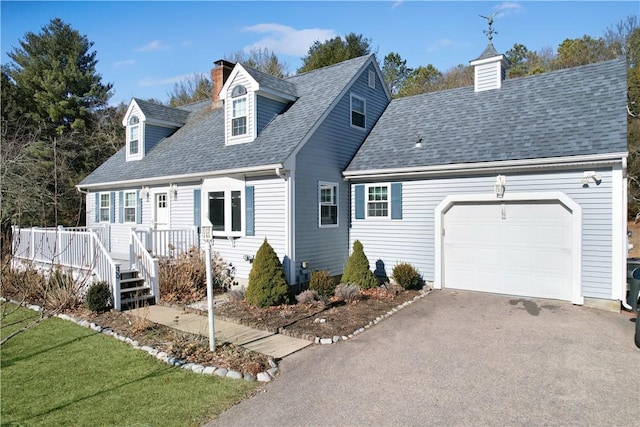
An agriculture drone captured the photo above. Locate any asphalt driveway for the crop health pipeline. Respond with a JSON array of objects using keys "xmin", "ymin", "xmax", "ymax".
[{"xmin": 207, "ymin": 290, "xmax": 639, "ymax": 426}]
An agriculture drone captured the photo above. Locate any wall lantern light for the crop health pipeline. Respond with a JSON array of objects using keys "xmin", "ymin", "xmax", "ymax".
[{"xmin": 495, "ymin": 175, "xmax": 506, "ymax": 198}]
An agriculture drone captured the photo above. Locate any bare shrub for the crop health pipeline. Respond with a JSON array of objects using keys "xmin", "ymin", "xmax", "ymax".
[
  {"xmin": 1, "ymin": 267, "xmax": 44, "ymax": 302},
  {"xmin": 334, "ymin": 284, "xmax": 361, "ymax": 303},
  {"xmin": 227, "ymin": 289, "xmax": 245, "ymax": 303},
  {"xmin": 43, "ymin": 268, "xmax": 83, "ymax": 310},
  {"xmin": 295, "ymin": 289, "xmax": 321, "ymax": 305},
  {"xmin": 158, "ymin": 247, "xmax": 232, "ymax": 304}
]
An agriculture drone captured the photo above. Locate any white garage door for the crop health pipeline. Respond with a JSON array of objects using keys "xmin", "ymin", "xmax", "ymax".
[{"xmin": 443, "ymin": 201, "xmax": 573, "ymax": 301}]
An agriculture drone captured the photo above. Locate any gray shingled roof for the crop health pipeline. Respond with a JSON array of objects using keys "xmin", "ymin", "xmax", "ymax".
[
  {"xmin": 345, "ymin": 58, "xmax": 627, "ymax": 173},
  {"xmin": 79, "ymin": 55, "xmax": 372, "ymax": 187},
  {"xmin": 473, "ymin": 42, "xmax": 501, "ymax": 61},
  {"xmin": 243, "ymin": 66, "xmax": 298, "ymax": 97},
  {"xmin": 133, "ymin": 98, "xmax": 191, "ymax": 124}
]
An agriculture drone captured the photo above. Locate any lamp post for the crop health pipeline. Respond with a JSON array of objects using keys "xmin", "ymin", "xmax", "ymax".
[{"xmin": 201, "ymin": 226, "xmax": 215, "ymax": 351}]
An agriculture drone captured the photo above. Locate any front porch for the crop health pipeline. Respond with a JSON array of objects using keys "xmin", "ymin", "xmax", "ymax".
[{"xmin": 10, "ymin": 225, "xmax": 199, "ymax": 311}]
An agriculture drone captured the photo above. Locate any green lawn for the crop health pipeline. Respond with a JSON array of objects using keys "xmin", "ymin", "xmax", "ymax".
[{"xmin": 1, "ymin": 304, "xmax": 256, "ymax": 426}]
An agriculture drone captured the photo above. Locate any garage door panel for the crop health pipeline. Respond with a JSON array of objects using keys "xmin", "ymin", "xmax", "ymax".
[{"xmin": 443, "ymin": 201, "xmax": 572, "ymax": 301}]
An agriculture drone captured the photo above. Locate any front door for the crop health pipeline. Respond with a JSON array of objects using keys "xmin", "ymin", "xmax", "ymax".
[{"xmin": 154, "ymin": 193, "xmax": 169, "ymax": 230}]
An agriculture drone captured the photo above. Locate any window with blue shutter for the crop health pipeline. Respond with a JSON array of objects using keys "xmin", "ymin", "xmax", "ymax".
[
  {"xmin": 118, "ymin": 191, "xmax": 124, "ymax": 223},
  {"xmin": 94, "ymin": 193, "xmax": 99, "ymax": 223},
  {"xmin": 136, "ymin": 190, "xmax": 142, "ymax": 224},
  {"xmin": 193, "ymin": 189, "xmax": 201, "ymax": 227},
  {"xmin": 355, "ymin": 185, "xmax": 365, "ymax": 219},
  {"xmin": 391, "ymin": 183, "xmax": 402, "ymax": 220},
  {"xmin": 246, "ymin": 186, "xmax": 255, "ymax": 236},
  {"xmin": 110, "ymin": 192, "xmax": 116, "ymax": 223}
]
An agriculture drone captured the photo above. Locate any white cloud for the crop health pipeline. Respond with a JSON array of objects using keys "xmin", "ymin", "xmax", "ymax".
[
  {"xmin": 493, "ymin": 2, "xmax": 524, "ymax": 18},
  {"xmin": 135, "ymin": 40, "xmax": 170, "ymax": 52},
  {"xmin": 427, "ymin": 39, "xmax": 469, "ymax": 52},
  {"xmin": 138, "ymin": 74, "xmax": 193, "ymax": 87},
  {"xmin": 242, "ymin": 23, "xmax": 337, "ymax": 56},
  {"xmin": 391, "ymin": 1, "xmax": 403, "ymax": 9},
  {"xmin": 113, "ymin": 59, "xmax": 135, "ymax": 68}
]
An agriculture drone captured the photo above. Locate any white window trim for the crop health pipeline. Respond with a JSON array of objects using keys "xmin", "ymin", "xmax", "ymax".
[
  {"xmin": 123, "ymin": 190, "xmax": 137, "ymax": 223},
  {"xmin": 368, "ymin": 70, "xmax": 376, "ymax": 89},
  {"xmin": 350, "ymin": 93, "xmax": 366, "ymax": 130},
  {"xmin": 99, "ymin": 193, "xmax": 110, "ymax": 223},
  {"xmin": 203, "ymin": 177, "xmax": 245, "ymax": 237},
  {"xmin": 318, "ymin": 181, "xmax": 339, "ymax": 228},
  {"xmin": 365, "ymin": 183, "xmax": 390, "ymax": 219},
  {"xmin": 226, "ymin": 92, "xmax": 255, "ymax": 145}
]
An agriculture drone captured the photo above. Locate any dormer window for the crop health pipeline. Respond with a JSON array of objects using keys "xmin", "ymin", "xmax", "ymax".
[
  {"xmin": 231, "ymin": 85, "xmax": 248, "ymax": 137},
  {"xmin": 127, "ymin": 115, "xmax": 142, "ymax": 159}
]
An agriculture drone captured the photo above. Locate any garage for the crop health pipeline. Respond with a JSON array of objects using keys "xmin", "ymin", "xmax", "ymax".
[{"xmin": 442, "ymin": 200, "xmax": 574, "ymax": 301}]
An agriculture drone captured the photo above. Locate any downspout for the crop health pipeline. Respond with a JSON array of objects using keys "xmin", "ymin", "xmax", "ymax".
[
  {"xmin": 275, "ymin": 166, "xmax": 295, "ymax": 286},
  {"xmin": 622, "ymin": 157, "xmax": 633, "ymax": 310}
]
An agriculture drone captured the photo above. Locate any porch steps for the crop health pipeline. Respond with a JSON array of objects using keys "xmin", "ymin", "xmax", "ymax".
[{"xmin": 120, "ymin": 269, "xmax": 155, "ymax": 309}]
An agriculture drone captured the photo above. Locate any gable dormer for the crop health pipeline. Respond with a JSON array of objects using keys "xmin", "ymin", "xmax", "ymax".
[
  {"xmin": 470, "ymin": 43, "xmax": 510, "ymax": 92},
  {"xmin": 122, "ymin": 98, "xmax": 190, "ymax": 161},
  {"xmin": 217, "ymin": 62, "xmax": 297, "ymax": 146}
]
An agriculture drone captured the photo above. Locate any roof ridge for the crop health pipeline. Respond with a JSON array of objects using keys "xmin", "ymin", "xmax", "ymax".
[{"xmin": 288, "ymin": 54, "xmax": 373, "ymax": 79}]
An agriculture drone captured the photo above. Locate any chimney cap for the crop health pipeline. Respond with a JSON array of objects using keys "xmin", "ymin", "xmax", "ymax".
[{"xmin": 214, "ymin": 59, "xmax": 236, "ymax": 69}]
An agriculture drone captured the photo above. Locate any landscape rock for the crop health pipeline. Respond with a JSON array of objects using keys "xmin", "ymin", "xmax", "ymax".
[
  {"xmin": 192, "ymin": 365, "xmax": 205, "ymax": 374},
  {"xmin": 182, "ymin": 363, "xmax": 195, "ymax": 370},
  {"xmin": 244, "ymin": 374, "xmax": 256, "ymax": 382},
  {"xmin": 268, "ymin": 359, "xmax": 277, "ymax": 368},
  {"xmin": 257, "ymin": 372, "xmax": 271, "ymax": 382},
  {"xmin": 332, "ymin": 336, "xmax": 341, "ymax": 343},
  {"xmin": 203, "ymin": 366, "xmax": 217, "ymax": 375},
  {"xmin": 214, "ymin": 368, "xmax": 228, "ymax": 377},
  {"xmin": 320, "ymin": 338, "xmax": 332, "ymax": 345},
  {"xmin": 226, "ymin": 370, "xmax": 243, "ymax": 380}
]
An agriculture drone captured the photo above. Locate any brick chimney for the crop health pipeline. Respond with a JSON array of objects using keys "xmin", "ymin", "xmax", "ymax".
[{"xmin": 211, "ymin": 59, "xmax": 234, "ymax": 108}]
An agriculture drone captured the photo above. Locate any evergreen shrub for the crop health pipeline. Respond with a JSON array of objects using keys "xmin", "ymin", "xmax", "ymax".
[
  {"xmin": 245, "ymin": 238, "xmax": 290, "ymax": 307},
  {"xmin": 340, "ymin": 240, "xmax": 378, "ymax": 289},
  {"xmin": 391, "ymin": 262, "xmax": 421, "ymax": 289},
  {"xmin": 308, "ymin": 270, "xmax": 336, "ymax": 297},
  {"xmin": 85, "ymin": 281, "xmax": 112, "ymax": 312}
]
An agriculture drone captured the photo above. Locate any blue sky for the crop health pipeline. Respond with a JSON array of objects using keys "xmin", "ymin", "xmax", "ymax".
[{"xmin": 1, "ymin": 1, "xmax": 638, "ymax": 106}]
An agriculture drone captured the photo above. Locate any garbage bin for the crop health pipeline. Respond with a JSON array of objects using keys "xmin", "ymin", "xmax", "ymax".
[{"xmin": 629, "ymin": 268, "xmax": 640, "ymax": 312}]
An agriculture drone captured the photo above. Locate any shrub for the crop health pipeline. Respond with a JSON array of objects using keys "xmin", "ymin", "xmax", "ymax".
[
  {"xmin": 85, "ymin": 281, "xmax": 112, "ymax": 312},
  {"xmin": 391, "ymin": 262, "xmax": 421, "ymax": 289},
  {"xmin": 334, "ymin": 284, "xmax": 360, "ymax": 303},
  {"xmin": 295, "ymin": 289, "xmax": 321, "ymax": 305},
  {"xmin": 245, "ymin": 238, "xmax": 290, "ymax": 308},
  {"xmin": 308, "ymin": 270, "xmax": 336, "ymax": 297},
  {"xmin": 227, "ymin": 289, "xmax": 245, "ymax": 303},
  {"xmin": 340, "ymin": 240, "xmax": 378, "ymax": 290},
  {"xmin": 44, "ymin": 268, "xmax": 83, "ymax": 310}
]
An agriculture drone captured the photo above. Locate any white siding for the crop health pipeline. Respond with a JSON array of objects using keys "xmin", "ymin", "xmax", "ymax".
[{"xmin": 350, "ymin": 167, "xmax": 615, "ymax": 299}]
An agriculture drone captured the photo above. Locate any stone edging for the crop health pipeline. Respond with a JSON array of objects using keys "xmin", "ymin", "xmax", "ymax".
[
  {"xmin": 279, "ymin": 288, "xmax": 432, "ymax": 344},
  {"xmin": 2, "ymin": 298, "xmax": 277, "ymax": 383}
]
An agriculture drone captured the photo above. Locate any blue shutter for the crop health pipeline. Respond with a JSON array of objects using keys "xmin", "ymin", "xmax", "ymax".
[
  {"xmin": 109, "ymin": 192, "xmax": 116, "ymax": 223},
  {"xmin": 193, "ymin": 189, "xmax": 201, "ymax": 227},
  {"xmin": 245, "ymin": 186, "xmax": 255, "ymax": 236},
  {"xmin": 94, "ymin": 193, "xmax": 99, "ymax": 223},
  {"xmin": 355, "ymin": 185, "xmax": 365, "ymax": 219},
  {"xmin": 391, "ymin": 183, "xmax": 402, "ymax": 220},
  {"xmin": 118, "ymin": 191, "xmax": 124, "ymax": 223},
  {"xmin": 136, "ymin": 190, "xmax": 142, "ymax": 224}
]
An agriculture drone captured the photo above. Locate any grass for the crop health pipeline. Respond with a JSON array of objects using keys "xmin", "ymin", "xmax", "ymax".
[{"xmin": 1, "ymin": 304, "xmax": 257, "ymax": 427}]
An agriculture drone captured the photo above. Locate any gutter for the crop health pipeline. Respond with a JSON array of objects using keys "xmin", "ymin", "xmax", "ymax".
[
  {"xmin": 77, "ymin": 163, "xmax": 284, "ymax": 191},
  {"xmin": 343, "ymin": 152, "xmax": 628, "ymax": 180}
]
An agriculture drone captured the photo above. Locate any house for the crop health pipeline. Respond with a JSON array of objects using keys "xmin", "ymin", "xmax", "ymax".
[
  {"xmin": 74, "ymin": 40, "xmax": 628, "ymax": 311},
  {"xmin": 77, "ymin": 55, "xmax": 391, "ymax": 288},
  {"xmin": 344, "ymin": 44, "xmax": 628, "ymax": 310}
]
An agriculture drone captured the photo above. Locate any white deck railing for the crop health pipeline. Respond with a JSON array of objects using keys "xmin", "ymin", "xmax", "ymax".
[
  {"xmin": 134, "ymin": 227, "xmax": 199, "ymax": 258},
  {"xmin": 11, "ymin": 226, "xmax": 122, "ymax": 310},
  {"xmin": 129, "ymin": 229, "xmax": 159, "ymax": 304}
]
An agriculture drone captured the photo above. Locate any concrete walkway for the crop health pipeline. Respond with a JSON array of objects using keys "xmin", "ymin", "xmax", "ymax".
[{"xmin": 130, "ymin": 305, "xmax": 311, "ymax": 359}]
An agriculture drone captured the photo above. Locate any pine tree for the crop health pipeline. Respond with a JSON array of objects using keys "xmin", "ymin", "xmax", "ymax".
[
  {"xmin": 341, "ymin": 240, "xmax": 379, "ymax": 289},
  {"xmin": 245, "ymin": 239, "xmax": 290, "ymax": 307}
]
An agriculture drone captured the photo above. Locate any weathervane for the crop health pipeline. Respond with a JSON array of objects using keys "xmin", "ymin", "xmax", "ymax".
[{"xmin": 479, "ymin": 12, "xmax": 498, "ymax": 42}]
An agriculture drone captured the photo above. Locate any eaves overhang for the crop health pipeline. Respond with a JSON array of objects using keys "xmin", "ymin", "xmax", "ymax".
[{"xmin": 343, "ymin": 152, "xmax": 628, "ymax": 181}]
